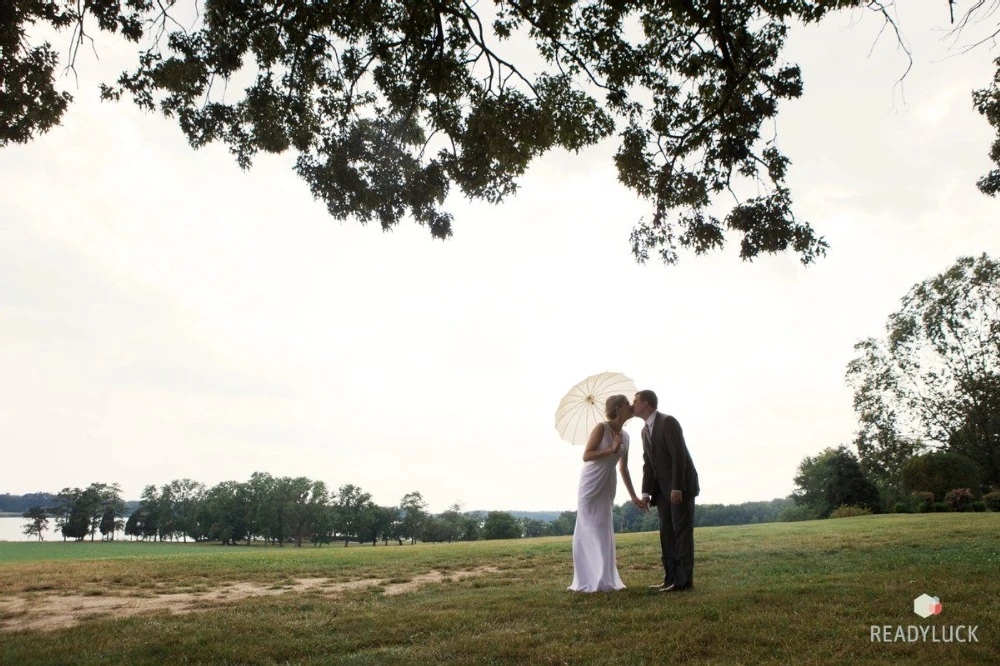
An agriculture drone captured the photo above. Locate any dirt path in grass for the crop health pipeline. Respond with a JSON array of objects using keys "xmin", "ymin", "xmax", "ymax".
[{"xmin": 0, "ymin": 566, "xmax": 498, "ymax": 633}]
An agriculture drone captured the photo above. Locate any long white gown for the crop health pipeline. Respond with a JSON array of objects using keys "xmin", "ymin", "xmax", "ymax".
[{"xmin": 568, "ymin": 423, "xmax": 627, "ymax": 592}]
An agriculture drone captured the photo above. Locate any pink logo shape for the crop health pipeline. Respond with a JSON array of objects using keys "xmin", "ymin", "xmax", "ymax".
[{"xmin": 913, "ymin": 594, "xmax": 943, "ymax": 618}]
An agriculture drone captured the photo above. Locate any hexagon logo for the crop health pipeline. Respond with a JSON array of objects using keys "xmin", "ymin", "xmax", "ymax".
[{"xmin": 913, "ymin": 594, "xmax": 943, "ymax": 618}]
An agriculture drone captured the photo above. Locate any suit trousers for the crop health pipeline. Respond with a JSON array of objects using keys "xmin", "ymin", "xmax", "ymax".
[{"xmin": 656, "ymin": 495, "xmax": 695, "ymax": 588}]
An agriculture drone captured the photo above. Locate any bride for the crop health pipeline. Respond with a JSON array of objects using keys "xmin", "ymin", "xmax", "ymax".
[{"xmin": 568, "ymin": 394, "xmax": 642, "ymax": 592}]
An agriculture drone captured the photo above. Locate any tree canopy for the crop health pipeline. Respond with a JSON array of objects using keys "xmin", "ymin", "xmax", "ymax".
[
  {"xmin": 49, "ymin": 483, "xmax": 127, "ymax": 541},
  {"xmin": 791, "ymin": 445, "xmax": 881, "ymax": 518},
  {"xmin": 901, "ymin": 451, "xmax": 982, "ymax": 501},
  {"xmin": 481, "ymin": 510, "xmax": 522, "ymax": 540},
  {"xmin": 5, "ymin": 1, "xmax": 994, "ymax": 264},
  {"xmin": 21, "ymin": 506, "xmax": 49, "ymax": 541},
  {"xmin": 847, "ymin": 254, "xmax": 1000, "ymax": 493}
]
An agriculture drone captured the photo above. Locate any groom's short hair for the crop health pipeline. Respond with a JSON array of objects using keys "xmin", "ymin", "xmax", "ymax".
[{"xmin": 637, "ymin": 390, "xmax": 658, "ymax": 409}]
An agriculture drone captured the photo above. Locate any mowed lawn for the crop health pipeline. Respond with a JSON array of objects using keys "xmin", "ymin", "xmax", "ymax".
[{"xmin": 1, "ymin": 513, "xmax": 997, "ymax": 665}]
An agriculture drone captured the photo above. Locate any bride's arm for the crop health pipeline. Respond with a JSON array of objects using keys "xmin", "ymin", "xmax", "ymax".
[
  {"xmin": 582, "ymin": 424, "xmax": 615, "ymax": 462},
  {"xmin": 618, "ymin": 449, "xmax": 641, "ymax": 504}
]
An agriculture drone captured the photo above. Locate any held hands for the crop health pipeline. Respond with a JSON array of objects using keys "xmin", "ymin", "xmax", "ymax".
[{"xmin": 630, "ymin": 493, "xmax": 680, "ymax": 510}]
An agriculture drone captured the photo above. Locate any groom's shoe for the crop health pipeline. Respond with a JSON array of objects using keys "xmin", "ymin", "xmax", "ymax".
[
  {"xmin": 649, "ymin": 581, "xmax": 674, "ymax": 591},
  {"xmin": 662, "ymin": 583, "xmax": 693, "ymax": 593},
  {"xmin": 657, "ymin": 583, "xmax": 678, "ymax": 593}
]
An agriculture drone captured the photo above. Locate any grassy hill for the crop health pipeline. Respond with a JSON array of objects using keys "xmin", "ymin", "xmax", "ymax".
[{"xmin": 1, "ymin": 513, "xmax": 997, "ymax": 665}]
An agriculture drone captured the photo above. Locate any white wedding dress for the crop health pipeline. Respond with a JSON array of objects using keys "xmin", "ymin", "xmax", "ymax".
[{"xmin": 568, "ymin": 423, "xmax": 627, "ymax": 592}]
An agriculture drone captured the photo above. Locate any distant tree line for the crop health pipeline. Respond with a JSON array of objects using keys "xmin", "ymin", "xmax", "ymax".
[
  {"xmin": 1, "ymin": 493, "xmax": 58, "ymax": 514},
  {"xmin": 13, "ymin": 474, "xmax": 560, "ymax": 544},
  {"xmin": 11, "ymin": 476, "xmax": 812, "ymax": 544},
  {"xmin": 609, "ymin": 497, "xmax": 797, "ymax": 531},
  {"xmin": 17, "ymin": 474, "xmax": 477, "ymax": 545},
  {"xmin": 18, "ymin": 483, "xmax": 129, "ymax": 542}
]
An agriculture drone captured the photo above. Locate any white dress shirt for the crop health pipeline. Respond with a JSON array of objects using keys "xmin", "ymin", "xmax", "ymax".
[{"xmin": 644, "ymin": 411, "xmax": 658, "ymax": 435}]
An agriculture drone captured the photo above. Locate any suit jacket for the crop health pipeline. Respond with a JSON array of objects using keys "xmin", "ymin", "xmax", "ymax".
[{"xmin": 642, "ymin": 412, "xmax": 699, "ymax": 506}]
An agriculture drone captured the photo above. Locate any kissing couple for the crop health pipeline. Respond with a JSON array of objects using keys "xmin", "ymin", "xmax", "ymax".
[{"xmin": 567, "ymin": 390, "xmax": 699, "ymax": 593}]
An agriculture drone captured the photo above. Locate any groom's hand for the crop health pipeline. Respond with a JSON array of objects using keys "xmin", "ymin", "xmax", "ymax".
[{"xmin": 670, "ymin": 490, "xmax": 683, "ymax": 505}]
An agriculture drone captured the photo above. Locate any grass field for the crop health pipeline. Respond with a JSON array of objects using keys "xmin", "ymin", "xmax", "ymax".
[{"xmin": 1, "ymin": 513, "xmax": 997, "ymax": 665}]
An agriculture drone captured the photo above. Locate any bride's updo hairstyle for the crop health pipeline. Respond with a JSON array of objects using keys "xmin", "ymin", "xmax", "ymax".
[{"xmin": 604, "ymin": 394, "xmax": 629, "ymax": 420}]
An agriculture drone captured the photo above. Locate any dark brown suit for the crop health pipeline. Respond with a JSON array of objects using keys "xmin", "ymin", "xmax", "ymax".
[{"xmin": 642, "ymin": 411, "xmax": 699, "ymax": 589}]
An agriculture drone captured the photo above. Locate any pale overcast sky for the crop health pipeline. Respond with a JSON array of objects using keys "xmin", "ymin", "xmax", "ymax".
[{"xmin": 2, "ymin": 5, "xmax": 999, "ymax": 512}]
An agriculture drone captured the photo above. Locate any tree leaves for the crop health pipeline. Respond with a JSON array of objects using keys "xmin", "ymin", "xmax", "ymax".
[
  {"xmin": 847, "ymin": 254, "xmax": 1000, "ymax": 493},
  {"xmin": 792, "ymin": 445, "xmax": 881, "ymax": 517},
  {"xmin": 0, "ymin": 43, "xmax": 72, "ymax": 145},
  {"xmin": 2, "ymin": 1, "xmax": 989, "ymax": 265}
]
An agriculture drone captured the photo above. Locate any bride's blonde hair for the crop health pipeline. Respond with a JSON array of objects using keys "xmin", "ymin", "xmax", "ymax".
[{"xmin": 604, "ymin": 394, "xmax": 629, "ymax": 420}]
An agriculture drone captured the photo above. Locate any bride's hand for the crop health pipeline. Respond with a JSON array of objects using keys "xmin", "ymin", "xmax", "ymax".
[{"xmin": 611, "ymin": 432, "xmax": 623, "ymax": 453}]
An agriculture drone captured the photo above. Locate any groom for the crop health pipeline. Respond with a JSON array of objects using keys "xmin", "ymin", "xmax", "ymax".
[{"xmin": 633, "ymin": 390, "xmax": 699, "ymax": 592}]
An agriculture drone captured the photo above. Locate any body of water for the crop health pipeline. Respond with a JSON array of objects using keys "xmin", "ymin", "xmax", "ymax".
[{"xmin": 0, "ymin": 515, "xmax": 124, "ymax": 542}]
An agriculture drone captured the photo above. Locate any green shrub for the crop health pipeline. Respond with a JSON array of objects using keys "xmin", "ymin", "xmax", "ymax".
[
  {"xmin": 970, "ymin": 501, "xmax": 987, "ymax": 512},
  {"xmin": 893, "ymin": 502, "xmax": 910, "ymax": 514},
  {"xmin": 911, "ymin": 491, "xmax": 935, "ymax": 512},
  {"xmin": 933, "ymin": 502, "xmax": 951, "ymax": 512},
  {"xmin": 779, "ymin": 506, "xmax": 818, "ymax": 522},
  {"xmin": 902, "ymin": 452, "xmax": 980, "ymax": 501},
  {"xmin": 983, "ymin": 490, "xmax": 1000, "ymax": 512},
  {"xmin": 829, "ymin": 505, "xmax": 873, "ymax": 519},
  {"xmin": 944, "ymin": 488, "xmax": 975, "ymax": 512}
]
